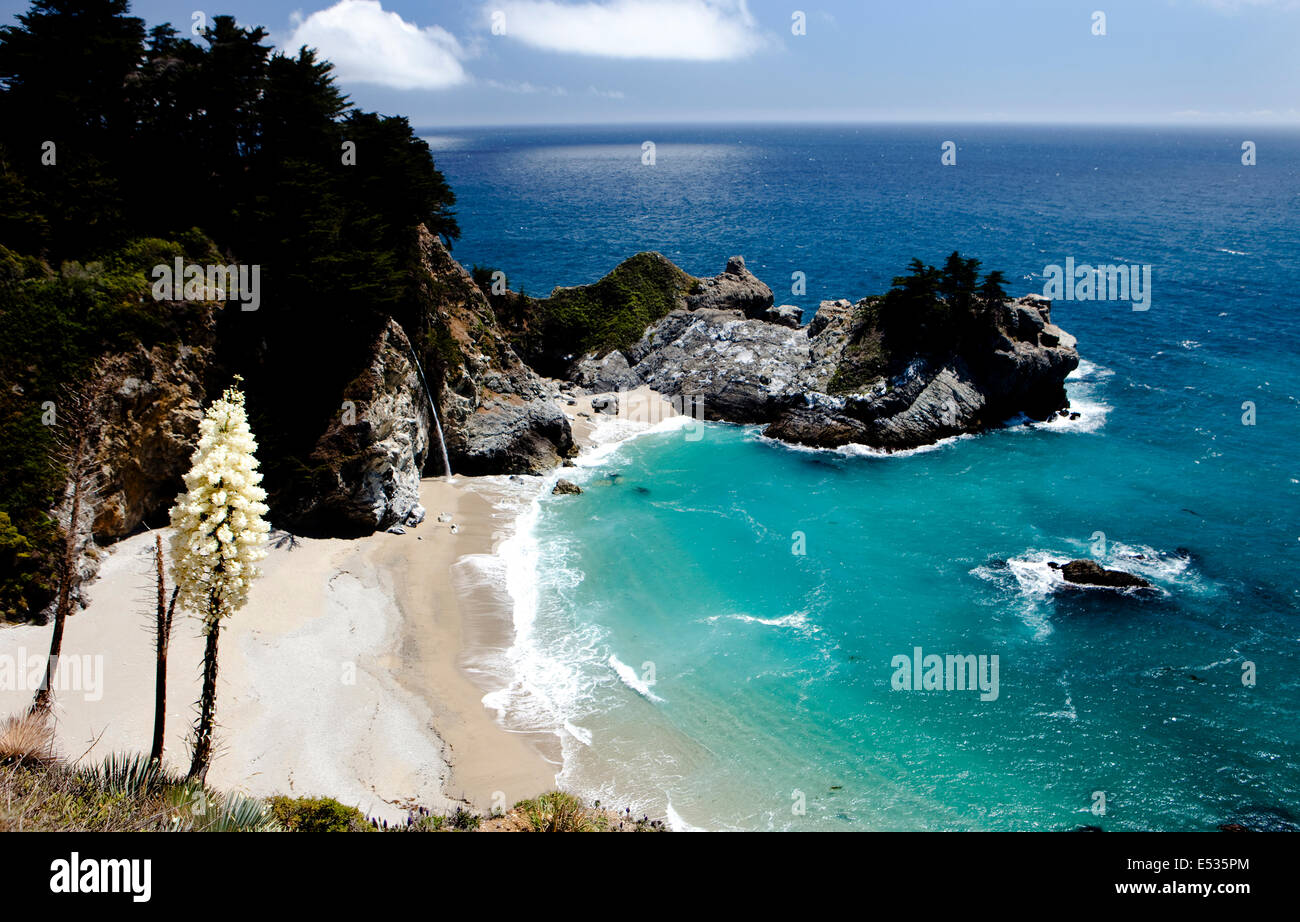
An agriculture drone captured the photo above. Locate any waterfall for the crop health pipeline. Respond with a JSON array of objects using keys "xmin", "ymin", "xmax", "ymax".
[{"xmin": 406, "ymin": 340, "xmax": 453, "ymax": 481}]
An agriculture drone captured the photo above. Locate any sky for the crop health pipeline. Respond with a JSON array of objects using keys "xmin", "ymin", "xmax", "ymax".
[{"xmin": 5, "ymin": 0, "xmax": 1300, "ymax": 126}]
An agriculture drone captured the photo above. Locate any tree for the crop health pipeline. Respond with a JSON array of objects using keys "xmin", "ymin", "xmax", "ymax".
[
  {"xmin": 977, "ymin": 270, "xmax": 1010, "ymax": 313},
  {"xmin": 30, "ymin": 381, "xmax": 101, "ymax": 715},
  {"xmin": 168, "ymin": 381, "xmax": 270, "ymax": 782},
  {"xmin": 0, "ymin": 0, "xmax": 145, "ymax": 257},
  {"xmin": 939, "ymin": 251, "xmax": 980, "ymax": 315}
]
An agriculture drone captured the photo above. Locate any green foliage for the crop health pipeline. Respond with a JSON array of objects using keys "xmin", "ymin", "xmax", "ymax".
[
  {"xmin": 828, "ymin": 300, "xmax": 891, "ymax": 394},
  {"xmin": 0, "ymin": 511, "xmax": 42, "ymax": 620},
  {"xmin": 268, "ymin": 794, "xmax": 371, "ymax": 832},
  {"xmin": 0, "ymin": 0, "xmax": 463, "ymax": 541},
  {"xmin": 512, "ymin": 252, "xmax": 697, "ymax": 376},
  {"xmin": 515, "ymin": 791, "xmax": 598, "ymax": 832},
  {"xmin": 0, "ymin": 232, "xmax": 217, "ymax": 620},
  {"xmin": 446, "ymin": 805, "xmax": 481, "ymax": 831},
  {"xmin": 87, "ymin": 752, "xmax": 174, "ymax": 796},
  {"xmin": 0, "ymin": 748, "xmax": 281, "ymax": 831},
  {"xmin": 876, "ymin": 252, "xmax": 1011, "ymax": 360}
]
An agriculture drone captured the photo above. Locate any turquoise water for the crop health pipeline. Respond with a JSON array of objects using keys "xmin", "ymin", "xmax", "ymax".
[{"xmin": 432, "ymin": 126, "xmax": 1300, "ymax": 830}]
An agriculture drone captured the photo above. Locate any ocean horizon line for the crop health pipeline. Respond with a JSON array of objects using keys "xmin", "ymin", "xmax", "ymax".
[{"xmin": 416, "ymin": 117, "xmax": 1300, "ymax": 133}]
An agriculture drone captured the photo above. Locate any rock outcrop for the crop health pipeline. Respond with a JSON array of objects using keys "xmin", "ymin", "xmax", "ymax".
[
  {"xmin": 414, "ymin": 228, "xmax": 575, "ymax": 476},
  {"xmin": 685, "ymin": 255, "xmax": 773, "ymax": 319},
  {"xmin": 92, "ymin": 308, "xmax": 218, "ymax": 539},
  {"xmin": 288, "ymin": 319, "xmax": 431, "ymax": 535},
  {"xmin": 284, "ymin": 228, "xmax": 576, "ymax": 531},
  {"xmin": 1050, "ymin": 559, "xmax": 1153, "ymax": 590},
  {"xmin": 564, "ymin": 257, "xmax": 1080, "ymax": 453}
]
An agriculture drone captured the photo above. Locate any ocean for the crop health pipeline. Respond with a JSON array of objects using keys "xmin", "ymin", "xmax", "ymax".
[{"xmin": 429, "ymin": 125, "xmax": 1300, "ymax": 831}]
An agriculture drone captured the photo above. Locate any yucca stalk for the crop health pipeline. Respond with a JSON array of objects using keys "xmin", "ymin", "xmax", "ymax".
[
  {"xmin": 31, "ymin": 383, "xmax": 101, "ymax": 716},
  {"xmin": 149, "ymin": 534, "xmax": 177, "ymax": 764},
  {"xmin": 168, "ymin": 381, "xmax": 269, "ymax": 783}
]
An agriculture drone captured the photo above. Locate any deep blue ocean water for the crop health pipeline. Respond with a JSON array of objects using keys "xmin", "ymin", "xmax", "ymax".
[{"xmin": 430, "ymin": 125, "xmax": 1300, "ymax": 830}]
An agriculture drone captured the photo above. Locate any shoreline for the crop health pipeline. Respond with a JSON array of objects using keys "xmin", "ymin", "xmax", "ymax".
[{"xmin": 0, "ymin": 385, "xmax": 682, "ymax": 822}]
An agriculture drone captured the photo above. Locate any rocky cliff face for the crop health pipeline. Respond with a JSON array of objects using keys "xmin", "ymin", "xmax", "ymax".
[
  {"xmin": 569, "ymin": 257, "xmax": 1079, "ymax": 452},
  {"xmin": 276, "ymin": 227, "xmax": 574, "ymax": 533},
  {"xmin": 287, "ymin": 319, "xmax": 432, "ymax": 535},
  {"xmin": 413, "ymin": 227, "xmax": 575, "ymax": 475},
  {"xmin": 36, "ymin": 300, "xmax": 219, "ymax": 620},
  {"xmin": 92, "ymin": 317, "xmax": 218, "ymax": 540},
  {"xmin": 76, "ymin": 227, "xmax": 574, "ymax": 554}
]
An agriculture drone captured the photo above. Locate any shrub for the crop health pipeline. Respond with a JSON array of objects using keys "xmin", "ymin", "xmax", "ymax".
[
  {"xmin": 269, "ymin": 795, "xmax": 371, "ymax": 832},
  {"xmin": 515, "ymin": 791, "xmax": 597, "ymax": 832}
]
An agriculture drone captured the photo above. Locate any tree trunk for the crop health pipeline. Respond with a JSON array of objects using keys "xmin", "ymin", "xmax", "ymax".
[
  {"xmin": 187, "ymin": 610, "xmax": 221, "ymax": 783},
  {"xmin": 150, "ymin": 535, "xmax": 176, "ymax": 764},
  {"xmin": 30, "ymin": 431, "xmax": 86, "ymax": 716}
]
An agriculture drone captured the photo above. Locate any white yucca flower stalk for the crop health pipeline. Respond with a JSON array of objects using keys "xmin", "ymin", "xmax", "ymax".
[
  {"xmin": 169, "ymin": 382, "xmax": 270, "ymax": 622},
  {"xmin": 169, "ymin": 380, "xmax": 269, "ymax": 782}
]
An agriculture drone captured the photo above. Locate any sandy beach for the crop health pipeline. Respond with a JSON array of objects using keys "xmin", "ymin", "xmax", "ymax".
[{"xmin": 0, "ymin": 386, "xmax": 681, "ymax": 822}]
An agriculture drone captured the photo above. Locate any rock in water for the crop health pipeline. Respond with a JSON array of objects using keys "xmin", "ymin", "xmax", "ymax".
[
  {"xmin": 1055, "ymin": 559, "xmax": 1153, "ymax": 589},
  {"xmin": 552, "ymin": 479, "xmax": 582, "ymax": 495}
]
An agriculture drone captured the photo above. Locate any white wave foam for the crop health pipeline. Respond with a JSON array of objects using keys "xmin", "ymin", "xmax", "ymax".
[
  {"xmin": 563, "ymin": 721, "xmax": 593, "ymax": 746},
  {"xmin": 750, "ymin": 427, "xmax": 972, "ymax": 459},
  {"xmin": 707, "ymin": 610, "xmax": 815, "ymax": 632},
  {"xmin": 578, "ymin": 412, "xmax": 697, "ymax": 469},
  {"xmin": 977, "ymin": 542, "xmax": 1201, "ymax": 604},
  {"xmin": 1068, "ymin": 359, "xmax": 1114, "ymax": 382},
  {"xmin": 665, "ymin": 801, "xmax": 706, "ymax": 832},
  {"xmin": 608, "ymin": 654, "xmax": 664, "ymax": 703}
]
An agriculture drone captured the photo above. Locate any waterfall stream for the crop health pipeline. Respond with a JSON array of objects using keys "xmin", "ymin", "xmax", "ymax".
[{"xmin": 406, "ymin": 341, "xmax": 452, "ymax": 480}]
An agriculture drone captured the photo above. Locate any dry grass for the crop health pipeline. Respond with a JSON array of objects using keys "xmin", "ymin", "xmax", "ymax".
[{"xmin": 0, "ymin": 711, "xmax": 56, "ymax": 768}]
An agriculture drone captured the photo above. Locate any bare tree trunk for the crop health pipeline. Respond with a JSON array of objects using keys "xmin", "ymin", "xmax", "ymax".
[
  {"xmin": 30, "ymin": 425, "xmax": 90, "ymax": 716},
  {"xmin": 150, "ymin": 535, "xmax": 177, "ymax": 763},
  {"xmin": 187, "ymin": 607, "xmax": 221, "ymax": 783}
]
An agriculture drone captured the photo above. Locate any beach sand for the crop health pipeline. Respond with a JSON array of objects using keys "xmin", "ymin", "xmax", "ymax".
[{"xmin": 0, "ymin": 385, "xmax": 678, "ymax": 822}]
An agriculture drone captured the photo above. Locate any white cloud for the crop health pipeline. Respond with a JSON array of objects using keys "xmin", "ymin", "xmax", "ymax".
[
  {"xmin": 492, "ymin": 0, "xmax": 765, "ymax": 60},
  {"xmin": 287, "ymin": 1, "xmax": 469, "ymax": 90},
  {"xmin": 484, "ymin": 78, "xmax": 570, "ymax": 95}
]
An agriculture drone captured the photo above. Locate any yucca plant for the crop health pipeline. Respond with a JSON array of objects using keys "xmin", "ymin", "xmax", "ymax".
[
  {"xmin": 169, "ymin": 381, "xmax": 271, "ymax": 783},
  {"xmin": 518, "ymin": 791, "xmax": 595, "ymax": 832},
  {"xmin": 199, "ymin": 793, "xmax": 280, "ymax": 832},
  {"xmin": 88, "ymin": 752, "xmax": 175, "ymax": 796}
]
